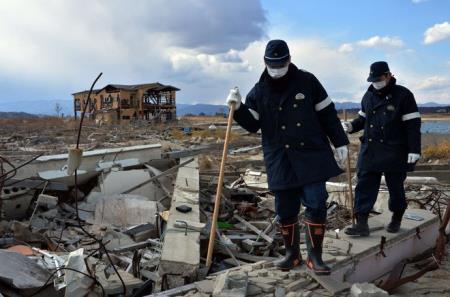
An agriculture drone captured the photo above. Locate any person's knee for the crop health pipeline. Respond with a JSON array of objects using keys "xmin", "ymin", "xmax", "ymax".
[
  {"xmin": 304, "ymin": 208, "xmax": 327, "ymax": 223},
  {"xmin": 274, "ymin": 188, "xmax": 302, "ymax": 220}
]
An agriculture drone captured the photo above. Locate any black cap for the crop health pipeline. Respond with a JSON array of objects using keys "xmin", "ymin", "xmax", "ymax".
[
  {"xmin": 367, "ymin": 61, "xmax": 390, "ymax": 82},
  {"xmin": 264, "ymin": 39, "xmax": 290, "ymax": 67}
]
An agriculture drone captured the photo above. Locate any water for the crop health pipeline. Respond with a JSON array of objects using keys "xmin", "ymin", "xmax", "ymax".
[{"xmin": 421, "ymin": 120, "xmax": 450, "ymax": 134}]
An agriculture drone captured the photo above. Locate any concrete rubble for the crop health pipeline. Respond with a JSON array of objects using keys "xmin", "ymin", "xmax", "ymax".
[{"xmin": 0, "ymin": 120, "xmax": 449, "ymax": 297}]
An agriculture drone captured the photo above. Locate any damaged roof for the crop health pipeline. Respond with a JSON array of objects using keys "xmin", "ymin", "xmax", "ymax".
[{"xmin": 72, "ymin": 82, "xmax": 180, "ymax": 96}]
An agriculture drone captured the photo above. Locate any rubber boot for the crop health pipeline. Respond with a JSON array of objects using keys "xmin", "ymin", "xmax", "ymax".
[
  {"xmin": 344, "ymin": 213, "xmax": 370, "ymax": 237},
  {"xmin": 386, "ymin": 210, "xmax": 405, "ymax": 233},
  {"xmin": 304, "ymin": 219, "xmax": 331, "ymax": 275},
  {"xmin": 275, "ymin": 217, "xmax": 302, "ymax": 271}
]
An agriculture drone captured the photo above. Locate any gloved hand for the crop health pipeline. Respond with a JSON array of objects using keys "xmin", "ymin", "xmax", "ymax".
[
  {"xmin": 226, "ymin": 87, "xmax": 241, "ymax": 110},
  {"xmin": 335, "ymin": 146, "xmax": 348, "ymax": 164},
  {"xmin": 342, "ymin": 122, "xmax": 353, "ymax": 133},
  {"xmin": 407, "ymin": 153, "xmax": 420, "ymax": 164}
]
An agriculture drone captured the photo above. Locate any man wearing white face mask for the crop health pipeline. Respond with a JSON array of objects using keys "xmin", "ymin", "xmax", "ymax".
[
  {"xmin": 342, "ymin": 61, "xmax": 421, "ymax": 237},
  {"xmin": 226, "ymin": 40, "xmax": 349, "ymax": 275}
]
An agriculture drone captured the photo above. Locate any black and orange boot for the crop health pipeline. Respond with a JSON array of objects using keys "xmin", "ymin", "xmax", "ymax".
[
  {"xmin": 275, "ymin": 217, "xmax": 302, "ymax": 271},
  {"xmin": 304, "ymin": 219, "xmax": 331, "ymax": 275}
]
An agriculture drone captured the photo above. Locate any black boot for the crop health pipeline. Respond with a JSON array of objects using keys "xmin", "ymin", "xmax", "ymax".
[
  {"xmin": 344, "ymin": 213, "xmax": 370, "ymax": 237},
  {"xmin": 386, "ymin": 210, "xmax": 405, "ymax": 233},
  {"xmin": 304, "ymin": 219, "xmax": 330, "ymax": 275},
  {"xmin": 276, "ymin": 217, "xmax": 302, "ymax": 271}
]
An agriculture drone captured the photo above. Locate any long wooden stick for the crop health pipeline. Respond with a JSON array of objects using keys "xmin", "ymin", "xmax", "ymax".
[
  {"xmin": 206, "ymin": 103, "xmax": 236, "ymax": 267},
  {"xmin": 344, "ymin": 110, "xmax": 355, "ymax": 225}
]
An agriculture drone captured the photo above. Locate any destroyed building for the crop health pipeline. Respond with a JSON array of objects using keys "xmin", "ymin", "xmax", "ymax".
[
  {"xmin": 73, "ymin": 82, "xmax": 180, "ymax": 123},
  {"xmin": 0, "ymin": 113, "xmax": 450, "ymax": 297}
]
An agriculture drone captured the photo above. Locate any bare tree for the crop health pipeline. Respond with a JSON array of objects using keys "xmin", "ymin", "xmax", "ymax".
[{"xmin": 55, "ymin": 103, "xmax": 62, "ymax": 117}]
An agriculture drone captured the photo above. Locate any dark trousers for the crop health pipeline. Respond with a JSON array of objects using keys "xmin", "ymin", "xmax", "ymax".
[
  {"xmin": 273, "ymin": 182, "xmax": 329, "ymax": 223},
  {"xmin": 354, "ymin": 171, "xmax": 407, "ymax": 214}
]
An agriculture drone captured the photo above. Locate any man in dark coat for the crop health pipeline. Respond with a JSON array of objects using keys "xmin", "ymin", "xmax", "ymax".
[
  {"xmin": 343, "ymin": 61, "xmax": 421, "ymax": 236},
  {"xmin": 226, "ymin": 40, "xmax": 349, "ymax": 275}
]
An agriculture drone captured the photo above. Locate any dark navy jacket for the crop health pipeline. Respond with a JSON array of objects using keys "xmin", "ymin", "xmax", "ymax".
[
  {"xmin": 350, "ymin": 78, "xmax": 421, "ymax": 172},
  {"xmin": 234, "ymin": 64, "xmax": 349, "ymax": 190}
]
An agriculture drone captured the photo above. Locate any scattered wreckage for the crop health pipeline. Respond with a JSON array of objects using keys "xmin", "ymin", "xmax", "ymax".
[
  {"xmin": 0, "ymin": 80, "xmax": 449, "ymax": 296},
  {"xmin": 0, "ymin": 140, "xmax": 449, "ymax": 297}
]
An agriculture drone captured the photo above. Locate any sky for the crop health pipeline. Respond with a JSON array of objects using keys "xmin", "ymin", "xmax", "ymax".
[{"xmin": 0, "ymin": 0, "xmax": 449, "ymax": 112}]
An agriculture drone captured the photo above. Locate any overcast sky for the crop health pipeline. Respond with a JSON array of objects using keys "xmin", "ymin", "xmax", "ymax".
[{"xmin": 0, "ymin": 0, "xmax": 449, "ymax": 107}]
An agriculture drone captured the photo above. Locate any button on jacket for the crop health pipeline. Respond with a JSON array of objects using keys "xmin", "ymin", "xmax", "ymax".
[
  {"xmin": 350, "ymin": 77, "xmax": 421, "ymax": 172},
  {"xmin": 234, "ymin": 64, "xmax": 349, "ymax": 190}
]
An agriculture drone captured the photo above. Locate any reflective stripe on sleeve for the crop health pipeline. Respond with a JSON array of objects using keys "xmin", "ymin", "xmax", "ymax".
[
  {"xmin": 314, "ymin": 96, "xmax": 332, "ymax": 111},
  {"xmin": 401, "ymin": 112, "xmax": 420, "ymax": 121},
  {"xmin": 248, "ymin": 108, "xmax": 260, "ymax": 120}
]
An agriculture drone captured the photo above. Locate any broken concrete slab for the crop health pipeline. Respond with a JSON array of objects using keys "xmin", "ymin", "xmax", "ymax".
[
  {"xmin": 1, "ymin": 186, "xmax": 34, "ymax": 220},
  {"xmin": 330, "ymin": 209, "xmax": 439, "ymax": 285},
  {"xmin": 64, "ymin": 248, "xmax": 93, "ymax": 297},
  {"xmin": 95, "ymin": 264, "xmax": 143, "ymax": 296},
  {"xmin": 306, "ymin": 271, "xmax": 351, "ymax": 296},
  {"xmin": 94, "ymin": 194, "xmax": 160, "ymax": 227},
  {"xmin": 242, "ymin": 170, "xmax": 269, "ymax": 191},
  {"xmin": 159, "ymin": 157, "xmax": 200, "ymax": 288},
  {"xmin": 38, "ymin": 169, "xmax": 99, "ymax": 186},
  {"xmin": 212, "ymin": 271, "xmax": 248, "ymax": 297},
  {"xmin": 0, "ymin": 250, "xmax": 51, "ymax": 289},
  {"xmin": 16, "ymin": 143, "xmax": 162, "ymax": 179},
  {"xmin": 101, "ymin": 228, "xmax": 136, "ymax": 251},
  {"xmin": 350, "ymin": 283, "xmax": 389, "ymax": 297},
  {"xmin": 101, "ymin": 169, "xmax": 166, "ymax": 200},
  {"xmin": 96, "ymin": 158, "xmax": 141, "ymax": 171}
]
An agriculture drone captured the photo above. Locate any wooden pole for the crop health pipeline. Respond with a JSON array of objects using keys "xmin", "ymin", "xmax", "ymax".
[
  {"xmin": 206, "ymin": 103, "xmax": 236, "ymax": 267},
  {"xmin": 344, "ymin": 110, "xmax": 355, "ymax": 225}
]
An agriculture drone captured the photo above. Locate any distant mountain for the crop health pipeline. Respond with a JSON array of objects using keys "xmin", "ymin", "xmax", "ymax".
[
  {"xmin": 0, "ymin": 111, "xmax": 39, "ymax": 119},
  {"xmin": 177, "ymin": 103, "xmax": 227, "ymax": 116},
  {"xmin": 334, "ymin": 102, "xmax": 360, "ymax": 109},
  {"xmin": 419, "ymin": 102, "xmax": 448, "ymax": 107},
  {"xmin": 1, "ymin": 100, "xmax": 448, "ymax": 117}
]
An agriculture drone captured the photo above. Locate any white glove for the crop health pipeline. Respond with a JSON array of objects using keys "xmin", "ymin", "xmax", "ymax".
[
  {"xmin": 342, "ymin": 121, "xmax": 353, "ymax": 133},
  {"xmin": 407, "ymin": 153, "xmax": 420, "ymax": 164},
  {"xmin": 335, "ymin": 146, "xmax": 348, "ymax": 164},
  {"xmin": 226, "ymin": 87, "xmax": 241, "ymax": 110}
]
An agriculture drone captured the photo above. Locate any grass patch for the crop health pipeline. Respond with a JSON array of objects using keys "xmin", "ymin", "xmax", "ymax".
[{"xmin": 423, "ymin": 140, "xmax": 450, "ymax": 160}]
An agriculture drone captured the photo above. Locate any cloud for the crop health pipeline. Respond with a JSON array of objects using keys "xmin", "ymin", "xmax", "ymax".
[
  {"xmin": 0, "ymin": 1, "xmax": 448, "ymax": 108},
  {"xmin": 424, "ymin": 22, "xmax": 450, "ymax": 44},
  {"xmin": 415, "ymin": 76, "xmax": 450, "ymax": 91},
  {"xmin": 338, "ymin": 43, "xmax": 354, "ymax": 53},
  {"xmin": 0, "ymin": 0, "xmax": 267, "ymax": 102},
  {"xmin": 397, "ymin": 73, "xmax": 450, "ymax": 104},
  {"xmin": 411, "ymin": 0, "xmax": 429, "ymax": 3},
  {"xmin": 357, "ymin": 36, "xmax": 405, "ymax": 49}
]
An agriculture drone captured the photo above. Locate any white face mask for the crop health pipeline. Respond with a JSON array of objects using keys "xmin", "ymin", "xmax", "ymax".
[
  {"xmin": 267, "ymin": 65, "xmax": 289, "ymax": 79},
  {"xmin": 372, "ymin": 80, "xmax": 387, "ymax": 90}
]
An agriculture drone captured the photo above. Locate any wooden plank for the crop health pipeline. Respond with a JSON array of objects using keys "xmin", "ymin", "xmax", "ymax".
[{"xmin": 233, "ymin": 214, "xmax": 273, "ymax": 244}]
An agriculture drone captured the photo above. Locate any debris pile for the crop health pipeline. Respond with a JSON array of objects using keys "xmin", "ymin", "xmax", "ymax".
[{"xmin": 0, "ymin": 118, "xmax": 449, "ymax": 296}]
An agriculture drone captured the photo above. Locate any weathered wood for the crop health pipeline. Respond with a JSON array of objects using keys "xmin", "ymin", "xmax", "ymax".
[
  {"xmin": 233, "ymin": 214, "xmax": 274, "ymax": 243},
  {"xmin": 234, "ymin": 252, "xmax": 278, "ymax": 263},
  {"xmin": 207, "ymin": 104, "xmax": 236, "ymax": 267}
]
